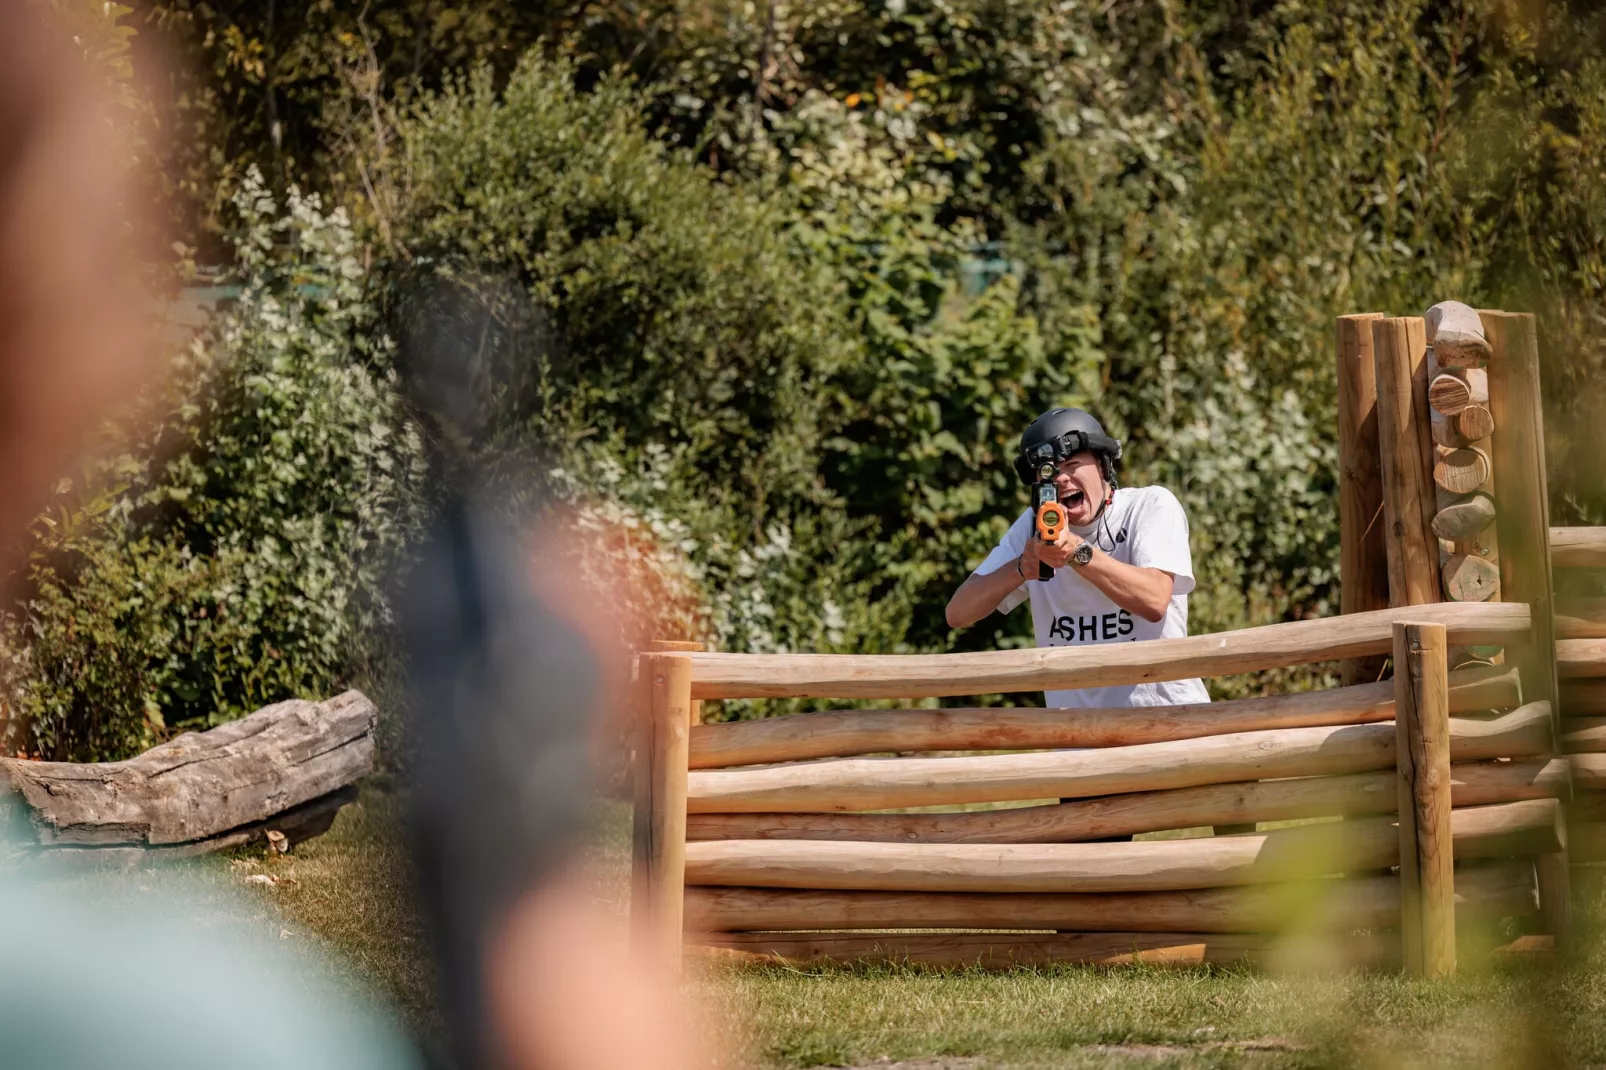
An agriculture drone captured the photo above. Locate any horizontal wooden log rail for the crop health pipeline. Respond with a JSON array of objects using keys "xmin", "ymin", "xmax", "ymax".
[
  {"xmin": 680, "ymin": 602, "xmax": 1528, "ymax": 700},
  {"xmin": 685, "ymin": 865, "xmax": 1536, "ymax": 934},
  {"xmin": 1572, "ymin": 753, "xmax": 1606, "ymax": 791},
  {"xmin": 1557, "ymin": 598, "xmax": 1606, "ymax": 641},
  {"xmin": 1553, "ymin": 526, "xmax": 1606, "ymax": 569},
  {"xmin": 685, "ymin": 799, "xmax": 1558, "ymax": 893},
  {"xmin": 1564, "ymin": 681, "xmax": 1606, "ymax": 718},
  {"xmin": 689, "ymin": 665, "xmax": 1519, "ymax": 770},
  {"xmin": 1559, "ymin": 639, "xmax": 1606, "ymax": 679},
  {"xmin": 1564, "ymin": 719, "xmax": 1606, "ymax": 754},
  {"xmin": 692, "ymin": 930, "xmax": 1361, "ymax": 970},
  {"xmin": 687, "ymin": 703, "xmax": 1551, "ymax": 813},
  {"xmin": 687, "ymin": 758, "xmax": 1566, "ymax": 843}
]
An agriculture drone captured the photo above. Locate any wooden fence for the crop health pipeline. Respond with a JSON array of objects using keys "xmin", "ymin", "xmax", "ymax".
[{"xmin": 634, "ymin": 602, "xmax": 1562, "ymax": 978}]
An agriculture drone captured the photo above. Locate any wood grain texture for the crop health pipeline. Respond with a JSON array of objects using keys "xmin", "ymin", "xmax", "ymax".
[
  {"xmin": 1432, "ymin": 494, "xmax": 1497, "ymax": 542},
  {"xmin": 689, "ymin": 665, "xmax": 1520, "ymax": 769},
  {"xmin": 684, "ymin": 866, "xmax": 1537, "ymax": 934},
  {"xmin": 1442, "ymin": 554, "xmax": 1500, "ymax": 602},
  {"xmin": 0, "ymin": 691, "xmax": 374, "ymax": 847},
  {"xmin": 1456, "ymin": 404, "xmax": 1495, "ymax": 442},
  {"xmin": 687, "ymin": 703, "xmax": 1551, "ymax": 814},
  {"xmin": 683, "ymin": 799, "xmax": 1560, "ymax": 892},
  {"xmin": 1373, "ymin": 316, "xmax": 1441, "ymax": 606},
  {"xmin": 1337, "ymin": 313, "xmax": 1391, "ymax": 685},
  {"xmin": 1483, "ymin": 310, "xmax": 1568, "ymax": 945},
  {"xmin": 687, "ymin": 759, "xmax": 1565, "ymax": 844},
  {"xmin": 1557, "ymin": 599, "xmax": 1606, "ymax": 640},
  {"xmin": 1560, "ymin": 640, "xmax": 1606, "ymax": 679},
  {"xmin": 682, "ymin": 602, "xmax": 1529, "ymax": 700},
  {"xmin": 641, "ymin": 654, "xmax": 694, "ymax": 968},
  {"xmin": 1433, "ymin": 445, "xmax": 1492, "ymax": 495},
  {"xmin": 1429, "ymin": 368, "xmax": 1488, "ymax": 415},
  {"xmin": 1394, "ymin": 622, "xmax": 1456, "ymax": 977},
  {"xmin": 1553, "ymin": 527, "xmax": 1606, "ymax": 569}
]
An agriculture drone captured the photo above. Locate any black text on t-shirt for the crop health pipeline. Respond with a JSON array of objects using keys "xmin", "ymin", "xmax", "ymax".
[{"xmin": 1046, "ymin": 609, "xmax": 1136, "ymax": 644}]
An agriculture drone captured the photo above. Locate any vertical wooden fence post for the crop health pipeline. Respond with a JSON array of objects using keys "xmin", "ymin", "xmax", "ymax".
[
  {"xmin": 631, "ymin": 652, "xmax": 694, "ymax": 970},
  {"xmin": 1395, "ymin": 620, "xmax": 1455, "ymax": 978},
  {"xmin": 1338, "ymin": 313, "xmax": 1390, "ymax": 684},
  {"xmin": 1372, "ymin": 317, "xmax": 1441, "ymax": 607},
  {"xmin": 1482, "ymin": 310, "xmax": 1572, "ymax": 947},
  {"xmin": 652, "ymin": 639, "xmax": 707, "ymax": 725}
]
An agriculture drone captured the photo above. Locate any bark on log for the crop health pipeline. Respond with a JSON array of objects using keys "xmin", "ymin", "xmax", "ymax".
[
  {"xmin": 686, "ymin": 759, "xmax": 1566, "ymax": 844},
  {"xmin": 682, "ymin": 602, "xmax": 1530, "ymax": 701},
  {"xmin": 683, "ymin": 800, "xmax": 1560, "ymax": 893},
  {"xmin": 1433, "ymin": 445, "xmax": 1492, "ymax": 495},
  {"xmin": 1432, "ymin": 494, "xmax": 1497, "ymax": 542},
  {"xmin": 1337, "ymin": 313, "xmax": 1391, "ymax": 686},
  {"xmin": 0, "ymin": 691, "xmax": 375, "ymax": 847},
  {"xmin": 689, "ymin": 665, "xmax": 1520, "ymax": 769},
  {"xmin": 684, "ymin": 866, "xmax": 1536, "ymax": 934},
  {"xmin": 1553, "ymin": 527, "xmax": 1606, "ymax": 569},
  {"xmin": 687, "ymin": 703, "xmax": 1551, "ymax": 814}
]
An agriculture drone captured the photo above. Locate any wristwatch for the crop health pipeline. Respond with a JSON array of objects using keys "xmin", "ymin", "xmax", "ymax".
[{"xmin": 1069, "ymin": 540, "xmax": 1095, "ymax": 568}]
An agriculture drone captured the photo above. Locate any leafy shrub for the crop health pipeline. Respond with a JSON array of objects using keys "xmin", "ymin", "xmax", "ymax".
[{"xmin": 1, "ymin": 173, "xmax": 425, "ymax": 760}]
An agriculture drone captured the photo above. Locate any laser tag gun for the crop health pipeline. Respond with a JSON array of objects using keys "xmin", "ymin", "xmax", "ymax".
[{"xmin": 1031, "ymin": 461, "xmax": 1067, "ymax": 580}]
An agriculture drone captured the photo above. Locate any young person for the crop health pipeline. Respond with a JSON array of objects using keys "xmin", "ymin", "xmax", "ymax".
[{"xmin": 945, "ymin": 406, "xmax": 1209, "ymax": 709}]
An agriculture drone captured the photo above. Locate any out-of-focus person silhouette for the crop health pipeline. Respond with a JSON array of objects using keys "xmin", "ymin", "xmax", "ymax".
[
  {"xmin": 0, "ymin": 8, "xmax": 709, "ymax": 1069},
  {"xmin": 0, "ymin": 8, "xmax": 421, "ymax": 1070},
  {"xmin": 393, "ymin": 270, "xmax": 712, "ymax": 1070}
]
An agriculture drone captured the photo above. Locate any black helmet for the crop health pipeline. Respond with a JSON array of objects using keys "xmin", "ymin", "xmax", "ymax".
[{"xmin": 1012, "ymin": 407, "xmax": 1123, "ymax": 487}]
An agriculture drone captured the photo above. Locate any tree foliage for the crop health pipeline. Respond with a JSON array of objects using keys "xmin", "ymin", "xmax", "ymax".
[{"xmin": 7, "ymin": 0, "xmax": 1606, "ymax": 755}]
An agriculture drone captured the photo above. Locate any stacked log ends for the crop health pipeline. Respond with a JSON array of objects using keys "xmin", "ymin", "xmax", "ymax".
[
  {"xmin": 1432, "ymin": 493, "xmax": 1496, "ymax": 542},
  {"xmin": 1442, "ymin": 554, "xmax": 1500, "ymax": 603},
  {"xmin": 1424, "ymin": 302, "xmax": 1498, "ymax": 617},
  {"xmin": 1426, "ymin": 300, "xmax": 1495, "ymax": 366},
  {"xmin": 1434, "ymin": 445, "xmax": 1492, "ymax": 495}
]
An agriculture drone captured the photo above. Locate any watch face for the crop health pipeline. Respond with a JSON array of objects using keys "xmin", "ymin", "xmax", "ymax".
[{"xmin": 1072, "ymin": 542, "xmax": 1094, "ymax": 566}]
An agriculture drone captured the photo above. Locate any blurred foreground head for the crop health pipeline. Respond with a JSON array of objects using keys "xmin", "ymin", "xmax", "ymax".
[{"xmin": 0, "ymin": 6, "xmax": 157, "ymax": 560}]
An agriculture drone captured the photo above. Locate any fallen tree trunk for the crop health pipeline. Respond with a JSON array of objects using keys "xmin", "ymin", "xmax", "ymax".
[{"xmin": 0, "ymin": 691, "xmax": 375, "ymax": 847}]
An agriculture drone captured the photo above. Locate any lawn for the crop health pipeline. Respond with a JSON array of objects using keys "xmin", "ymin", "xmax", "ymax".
[{"xmin": 218, "ymin": 782, "xmax": 1606, "ymax": 1069}]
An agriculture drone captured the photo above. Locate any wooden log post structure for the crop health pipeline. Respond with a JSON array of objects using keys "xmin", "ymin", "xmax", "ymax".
[
  {"xmin": 1394, "ymin": 621, "xmax": 1456, "ymax": 978},
  {"xmin": 1337, "ymin": 313, "xmax": 1391, "ymax": 684},
  {"xmin": 633, "ymin": 653, "xmax": 695, "ymax": 970},
  {"xmin": 1371, "ymin": 316, "xmax": 1441, "ymax": 607},
  {"xmin": 1481, "ymin": 309, "xmax": 1571, "ymax": 946}
]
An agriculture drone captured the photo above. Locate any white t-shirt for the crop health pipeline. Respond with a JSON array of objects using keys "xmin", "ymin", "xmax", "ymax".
[{"xmin": 977, "ymin": 485, "xmax": 1211, "ymax": 709}]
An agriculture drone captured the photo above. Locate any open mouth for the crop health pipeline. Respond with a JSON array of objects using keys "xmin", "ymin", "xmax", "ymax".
[{"xmin": 1060, "ymin": 488, "xmax": 1087, "ymax": 509}]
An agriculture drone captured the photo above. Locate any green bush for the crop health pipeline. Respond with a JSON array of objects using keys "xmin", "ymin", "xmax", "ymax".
[{"xmin": 1, "ymin": 173, "xmax": 425, "ymax": 760}]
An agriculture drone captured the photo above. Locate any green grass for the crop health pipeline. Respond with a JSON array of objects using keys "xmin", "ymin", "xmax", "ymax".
[{"xmin": 210, "ymin": 783, "xmax": 1606, "ymax": 1069}]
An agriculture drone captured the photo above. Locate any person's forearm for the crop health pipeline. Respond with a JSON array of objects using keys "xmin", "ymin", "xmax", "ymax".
[
  {"xmin": 1073, "ymin": 551, "xmax": 1173, "ymax": 622},
  {"xmin": 945, "ymin": 558, "xmax": 1026, "ymax": 629}
]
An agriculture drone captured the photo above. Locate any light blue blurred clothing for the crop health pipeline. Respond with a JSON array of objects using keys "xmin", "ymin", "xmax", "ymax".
[{"xmin": 0, "ymin": 869, "xmax": 422, "ymax": 1070}]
